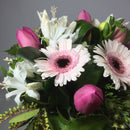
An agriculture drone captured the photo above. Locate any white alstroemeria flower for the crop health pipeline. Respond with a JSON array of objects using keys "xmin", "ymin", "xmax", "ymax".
[
  {"xmin": 37, "ymin": 10, "xmax": 79, "ymax": 46},
  {"xmin": 3, "ymin": 63, "xmax": 42, "ymax": 105},
  {"xmin": 15, "ymin": 59, "xmax": 38, "ymax": 77}
]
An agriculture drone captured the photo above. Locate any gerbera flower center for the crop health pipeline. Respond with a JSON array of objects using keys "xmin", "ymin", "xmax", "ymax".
[
  {"xmin": 108, "ymin": 56, "xmax": 124, "ymax": 74},
  {"xmin": 56, "ymin": 58, "xmax": 70, "ymax": 68}
]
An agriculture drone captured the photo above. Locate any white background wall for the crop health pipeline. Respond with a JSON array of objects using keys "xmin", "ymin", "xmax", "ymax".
[{"xmin": 0, "ymin": 0, "xmax": 130, "ymax": 129}]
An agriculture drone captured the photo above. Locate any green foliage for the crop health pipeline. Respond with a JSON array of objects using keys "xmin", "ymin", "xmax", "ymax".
[
  {"xmin": 7, "ymin": 88, "xmax": 17, "ymax": 92},
  {"xmin": 0, "ymin": 66, "xmax": 13, "ymax": 77},
  {"xmin": 114, "ymin": 19, "xmax": 127, "ymax": 32},
  {"xmin": 62, "ymin": 116, "xmax": 112, "ymax": 130},
  {"xmin": 48, "ymin": 112, "xmax": 68, "ymax": 130},
  {"xmin": 105, "ymin": 84, "xmax": 115, "ymax": 90},
  {"xmin": 48, "ymin": 87, "xmax": 70, "ymax": 110},
  {"xmin": 75, "ymin": 20, "xmax": 101, "ymax": 44},
  {"xmin": 9, "ymin": 109, "xmax": 39, "ymax": 123},
  {"xmin": 125, "ymin": 30, "xmax": 130, "ymax": 44},
  {"xmin": 109, "ymin": 16, "xmax": 127, "ymax": 33},
  {"xmin": 0, "ymin": 103, "xmax": 38, "ymax": 128},
  {"xmin": 25, "ymin": 109, "xmax": 51, "ymax": 130},
  {"xmin": 75, "ymin": 61, "xmax": 103, "ymax": 88},
  {"xmin": 100, "ymin": 16, "xmax": 128, "ymax": 40},
  {"xmin": 103, "ymin": 84, "xmax": 130, "ymax": 129},
  {"xmin": 0, "ymin": 66, "xmax": 8, "ymax": 76},
  {"xmin": 21, "ymin": 94, "xmax": 48, "ymax": 106},
  {"xmin": 5, "ymin": 44, "xmax": 20, "ymax": 56},
  {"xmin": 17, "ymin": 47, "xmax": 46, "ymax": 62},
  {"xmin": 0, "ymin": 57, "xmax": 23, "ymax": 77},
  {"xmin": 25, "ymin": 117, "xmax": 37, "ymax": 130},
  {"xmin": 9, "ymin": 57, "xmax": 24, "ymax": 69}
]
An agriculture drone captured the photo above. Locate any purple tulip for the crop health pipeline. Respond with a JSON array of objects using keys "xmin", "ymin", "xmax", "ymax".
[
  {"xmin": 74, "ymin": 84, "xmax": 103, "ymax": 115},
  {"xmin": 77, "ymin": 10, "xmax": 92, "ymax": 23},
  {"xmin": 17, "ymin": 26, "xmax": 41, "ymax": 49},
  {"xmin": 112, "ymin": 25, "xmax": 127, "ymax": 44}
]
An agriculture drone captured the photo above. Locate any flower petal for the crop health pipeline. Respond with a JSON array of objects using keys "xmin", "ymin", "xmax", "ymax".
[
  {"xmin": 26, "ymin": 90, "xmax": 40, "ymax": 100},
  {"xmin": 59, "ymin": 39, "xmax": 72, "ymax": 51}
]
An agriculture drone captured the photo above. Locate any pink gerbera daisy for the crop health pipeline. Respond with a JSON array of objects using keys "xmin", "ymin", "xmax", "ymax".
[
  {"xmin": 94, "ymin": 40, "xmax": 130, "ymax": 90},
  {"xmin": 35, "ymin": 39, "xmax": 90, "ymax": 86}
]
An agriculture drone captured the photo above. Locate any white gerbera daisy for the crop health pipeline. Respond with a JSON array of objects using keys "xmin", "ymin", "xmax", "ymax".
[
  {"xmin": 94, "ymin": 40, "xmax": 130, "ymax": 90},
  {"xmin": 37, "ymin": 10, "xmax": 79, "ymax": 46},
  {"xmin": 35, "ymin": 39, "xmax": 90, "ymax": 87}
]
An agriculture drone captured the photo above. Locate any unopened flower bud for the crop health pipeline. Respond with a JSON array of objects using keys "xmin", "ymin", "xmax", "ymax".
[
  {"xmin": 74, "ymin": 84, "xmax": 103, "ymax": 115},
  {"xmin": 77, "ymin": 10, "xmax": 92, "ymax": 23},
  {"xmin": 99, "ymin": 22, "xmax": 108, "ymax": 31},
  {"xmin": 112, "ymin": 25, "xmax": 127, "ymax": 43},
  {"xmin": 17, "ymin": 26, "xmax": 41, "ymax": 49}
]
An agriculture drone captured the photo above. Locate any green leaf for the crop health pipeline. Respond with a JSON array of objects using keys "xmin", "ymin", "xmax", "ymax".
[
  {"xmin": 17, "ymin": 47, "xmax": 45, "ymax": 62},
  {"xmin": 9, "ymin": 109, "xmax": 39, "ymax": 123},
  {"xmin": 0, "ymin": 66, "xmax": 8, "ymax": 76},
  {"xmin": 48, "ymin": 113, "xmax": 67, "ymax": 130},
  {"xmin": 62, "ymin": 116, "xmax": 113, "ymax": 130},
  {"xmin": 117, "ymin": 19, "xmax": 124, "ymax": 24},
  {"xmin": 5, "ymin": 44, "xmax": 20, "ymax": 56},
  {"xmin": 48, "ymin": 87, "xmax": 70, "ymax": 110},
  {"xmin": 22, "ymin": 94, "xmax": 48, "ymax": 106},
  {"xmin": 7, "ymin": 88, "xmax": 16, "ymax": 92},
  {"xmin": 47, "ymin": 108, "xmax": 70, "ymax": 130},
  {"xmin": 25, "ymin": 117, "xmax": 36, "ymax": 130},
  {"xmin": 125, "ymin": 30, "xmax": 130, "ymax": 44},
  {"xmin": 103, "ymin": 23, "xmax": 110, "ymax": 37},
  {"xmin": 75, "ymin": 20, "xmax": 100, "ymax": 44},
  {"xmin": 75, "ymin": 62, "xmax": 103, "ymax": 88},
  {"xmin": 105, "ymin": 84, "xmax": 115, "ymax": 90},
  {"xmin": 9, "ymin": 57, "xmax": 23, "ymax": 69},
  {"xmin": 109, "ymin": 16, "xmax": 115, "ymax": 25},
  {"xmin": 57, "ymin": 108, "xmax": 70, "ymax": 125}
]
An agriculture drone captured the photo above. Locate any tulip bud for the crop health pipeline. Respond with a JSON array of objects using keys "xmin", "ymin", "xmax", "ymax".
[
  {"xmin": 99, "ymin": 22, "xmax": 108, "ymax": 31},
  {"xmin": 16, "ymin": 26, "xmax": 41, "ymax": 49},
  {"xmin": 74, "ymin": 84, "xmax": 103, "ymax": 115},
  {"xmin": 77, "ymin": 10, "xmax": 92, "ymax": 23},
  {"xmin": 112, "ymin": 25, "xmax": 127, "ymax": 44}
]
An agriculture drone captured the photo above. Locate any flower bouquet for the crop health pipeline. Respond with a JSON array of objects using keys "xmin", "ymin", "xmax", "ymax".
[{"xmin": 0, "ymin": 7, "xmax": 130, "ymax": 130}]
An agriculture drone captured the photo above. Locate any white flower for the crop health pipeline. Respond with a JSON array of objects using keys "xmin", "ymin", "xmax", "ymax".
[
  {"xmin": 94, "ymin": 40, "xmax": 130, "ymax": 90},
  {"xmin": 35, "ymin": 39, "xmax": 90, "ymax": 87},
  {"xmin": 15, "ymin": 59, "xmax": 38, "ymax": 77},
  {"xmin": 3, "ymin": 62, "xmax": 42, "ymax": 105},
  {"xmin": 37, "ymin": 10, "xmax": 79, "ymax": 46}
]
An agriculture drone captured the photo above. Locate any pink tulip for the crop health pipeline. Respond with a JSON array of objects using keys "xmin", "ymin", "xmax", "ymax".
[
  {"xmin": 74, "ymin": 84, "xmax": 103, "ymax": 115},
  {"xmin": 112, "ymin": 25, "xmax": 127, "ymax": 44},
  {"xmin": 17, "ymin": 26, "xmax": 41, "ymax": 49},
  {"xmin": 77, "ymin": 10, "xmax": 92, "ymax": 23}
]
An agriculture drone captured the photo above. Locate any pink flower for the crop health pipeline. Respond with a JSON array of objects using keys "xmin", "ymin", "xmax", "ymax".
[
  {"xmin": 34, "ymin": 39, "xmax": 90, "ymax": 87},
  {"xmin": 74, "ymin": 84, "xmax": 103, "ymax": 115},
  {"xmin": 112, "ymin": 25, "xmax": 127, "ymax": 44},
  {"xmin": 94, "ymin": 40, "xmax": 130, "ymax": 90},
  {"xmin": 77, "ymin": 10, "xmax": 92, "ymax": 23},
  {"xmin": 17, "ymin": 26, "xmax": 41, "ymax": 49}
]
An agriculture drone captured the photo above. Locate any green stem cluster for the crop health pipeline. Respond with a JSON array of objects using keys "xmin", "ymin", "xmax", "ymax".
[{"xmin": 0, "ymin": 102, "xmax": 37, "ymax": 130}]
